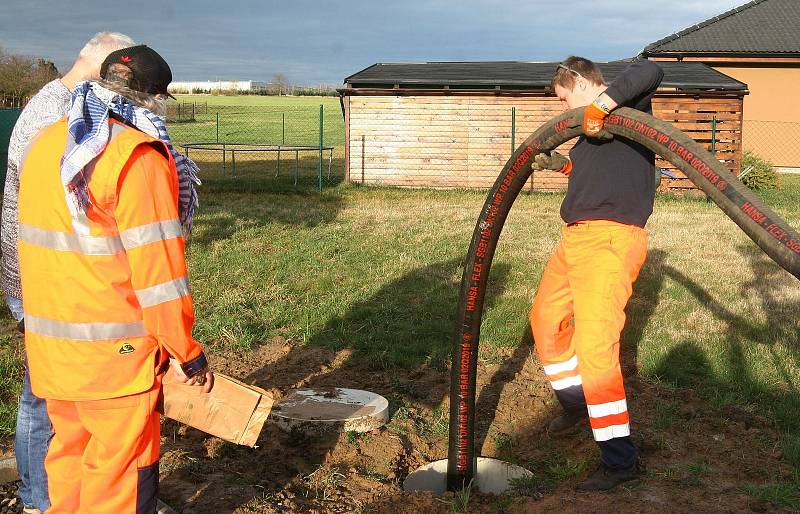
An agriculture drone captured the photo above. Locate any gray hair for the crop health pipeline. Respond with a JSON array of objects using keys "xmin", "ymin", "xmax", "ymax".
[
  {"xmin": 78, "ymin": 32, "xmax": 136, "ymax": 64},
  {"xmin": 95, "ymin": 78, "xmax": 167, "ymax": 116}
]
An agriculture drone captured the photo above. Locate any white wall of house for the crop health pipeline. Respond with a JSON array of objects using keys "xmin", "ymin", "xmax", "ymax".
[{"xmin": 168, "ymin": 80, "xmax": 269, "ymax": 93}]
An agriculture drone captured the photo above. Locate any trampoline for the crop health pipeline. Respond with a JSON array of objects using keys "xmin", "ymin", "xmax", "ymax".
[{"xmin": 181, "ymin": 143, "xmax": 334, "ymax": 185}]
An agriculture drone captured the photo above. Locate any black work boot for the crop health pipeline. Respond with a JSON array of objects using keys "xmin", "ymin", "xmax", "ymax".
[
  {"xmin": 576, "ymin": 461, "xmax": 640, "ymax": 491},
  {"xmin": 547, "ymin": 408, "xmax": 587, "ymax": 435}
]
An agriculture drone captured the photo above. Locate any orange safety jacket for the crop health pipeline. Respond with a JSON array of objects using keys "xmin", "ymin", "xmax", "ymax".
[{"xmin": 18, "ymin": 118, "xmax": 206, "ymax": 401}]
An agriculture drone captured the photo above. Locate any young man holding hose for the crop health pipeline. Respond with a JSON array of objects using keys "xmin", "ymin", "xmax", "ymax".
[{"xmin": 529, "ymin": 56, "xmax": 663, "ymax": 491}]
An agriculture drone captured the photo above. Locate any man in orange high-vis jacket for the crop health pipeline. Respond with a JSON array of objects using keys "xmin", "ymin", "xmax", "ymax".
[
  {"xmin": 529, "ymin": 57, "xmax": 663, "ymax": 491},
  {"xmin": 18, "ymin": 45, "xmax": 212, "ymax": 513}
]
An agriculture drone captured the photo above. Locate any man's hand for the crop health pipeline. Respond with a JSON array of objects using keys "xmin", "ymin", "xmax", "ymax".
[
  {"xmin": 583, "ymin": 100, "xmax": 610, "ymax": 138},
  {"xmin": 532, "ymin": 151, "xmax": 572, "ymax": 175},
  {"xmin": 169, "ymin": 358, "xmax": 214, "ymax": 393}
]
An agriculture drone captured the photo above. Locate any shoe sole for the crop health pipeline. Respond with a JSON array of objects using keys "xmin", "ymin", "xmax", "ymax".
[{"xmin": 576, "ymin": 476, "xmax": 640, "ymax": 492}]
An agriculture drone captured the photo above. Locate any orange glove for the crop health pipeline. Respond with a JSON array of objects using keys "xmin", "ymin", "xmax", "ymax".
[
  {"xmin": 583, "ymin": 100, "xmax": 610, "ymax": 137},
  {"xmin": 532, "ymin": 152, "xmax": 573, "ymax": 176}
]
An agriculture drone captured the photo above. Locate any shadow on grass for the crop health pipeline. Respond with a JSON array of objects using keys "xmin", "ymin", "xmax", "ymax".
[
  {"xmin": 187, "ymin": 182, "xmax": 346, "ymax": 249},
  {"xmin": 246, "ymin": 257, "xmax": 511, "ymax": 387},
  {"xmin": 621, "ymin": 249, "xmax": 668, "ymax": 376},
  {"xmin": 190, "ymin": 154, "xmax": 345, "ymax": 194},
  {"xmin": 650, "ymin": 244, "xmax": 800, "ymax": 506},
  {"xmin": 173, "ymin": 258, "xmax": 511, "ymax": 512}
]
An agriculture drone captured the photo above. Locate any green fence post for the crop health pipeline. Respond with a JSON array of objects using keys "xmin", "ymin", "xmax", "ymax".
[
  {"xmin": 319, "ymin": 104, "xmax": 324, "ymax": 192},
  {"xmin": 711, "ymin": 116, "xmax": 717, "ymax": 156},
  {"xmin": 282, "ymin": 112, "xmax": 286, "ymax": 145},
  {"xmin": 706, "ymin": 116, "xmax": 718, "ymax": 204},
  {"xmin": 511, "ymin": 107, "xmax": 516, "ymax": 157},
  {"xmin": 216, "ymin": 112, "xmax": 220, "ymax": 143}
]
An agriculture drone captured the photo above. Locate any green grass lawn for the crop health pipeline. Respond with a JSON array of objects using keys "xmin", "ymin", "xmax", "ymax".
[{"xmin": 167, "ymin": 94, "xmax": 343, "ymax": 149}]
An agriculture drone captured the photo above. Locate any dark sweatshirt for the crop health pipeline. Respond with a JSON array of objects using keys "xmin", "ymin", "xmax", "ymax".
[{"xmin": 560, "ymin": 59, "xmax": 664, "ymax": 227}]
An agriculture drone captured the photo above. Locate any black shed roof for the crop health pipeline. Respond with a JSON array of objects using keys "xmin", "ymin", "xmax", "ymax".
[
  {"xmin": 343, "ymin": 61, "xmax": 746, "ymax": 91},
  {"xmin": 643, "ymin": 0, "xmax": 800, "ymax": 56}
]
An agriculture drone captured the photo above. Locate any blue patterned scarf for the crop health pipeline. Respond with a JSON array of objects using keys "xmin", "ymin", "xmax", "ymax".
[{"xmin": 62, "ymin": 81, "xmax": 200, "ymax": 235}]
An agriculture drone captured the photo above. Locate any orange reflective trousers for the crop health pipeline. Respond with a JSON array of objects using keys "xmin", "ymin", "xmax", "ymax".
[
  {"xmin": 530, "ymin": 220, "xmax": 647, "ymax": 468},
  {"xmin": 44, "ymin": 379, "xmax": 161, "ymax": 513}
]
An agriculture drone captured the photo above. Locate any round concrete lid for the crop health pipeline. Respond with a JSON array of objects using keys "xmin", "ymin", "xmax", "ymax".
[
  {"xmin": 403, "ymin": 458, "xmax": 534, "ymax": 495},
  {"xmin": 271, "ymin": 387, "xmax": 389, "ymax": 434}
]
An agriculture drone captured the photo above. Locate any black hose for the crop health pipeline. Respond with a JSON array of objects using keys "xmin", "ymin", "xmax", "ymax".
[{"xmin": 446, "ymin": 106, "xmax": 800, "ymax": 490}]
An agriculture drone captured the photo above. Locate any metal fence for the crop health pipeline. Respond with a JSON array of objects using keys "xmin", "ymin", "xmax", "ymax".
[
  {"xmin": 167, "ymin": 103, "xmax": 344, "ymax": 192},
  {"xmin": 742, "ymin": 120, "xmax": 800, "ymax": 170},
  {"xmin": 0, "ymin": 102, "xmax": 343, "ymax": 195},
  {"xmin": 165, "ymin": 101, "xmax": 208, "ymax": 123}
]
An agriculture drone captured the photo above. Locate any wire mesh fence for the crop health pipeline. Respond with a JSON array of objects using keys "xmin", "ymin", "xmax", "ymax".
[
  {"xmin": 165, "ymin": 101, "xmax": 208, "ymax": 123},
  {"xmin": 167, "ymin": 102, "xmax": 344, "ymax": 192},
  {"xmin": 742, "ymin": 120, "xmax": 800, "ymax": 170}
]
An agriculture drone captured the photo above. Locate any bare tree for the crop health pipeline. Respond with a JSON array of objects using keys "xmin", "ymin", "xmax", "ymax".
[
  {"xmin": 271, "ymin": 73, "xmax": 290, "ymax": 96},
  {"xmin": 0, "ymin": 51, "xmax": 59, "ymax": 103}
]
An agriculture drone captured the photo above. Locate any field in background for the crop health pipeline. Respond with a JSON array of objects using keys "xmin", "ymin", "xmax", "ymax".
[
  {"xmin": 168, "ymin": 95, "xmax": 345, "ymax": 191},
  {"xmin": 173, "ymin": 94, "xmax": 342, "ymax": 108}
]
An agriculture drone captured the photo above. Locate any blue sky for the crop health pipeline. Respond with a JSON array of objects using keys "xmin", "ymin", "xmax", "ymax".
[{"xmin": 1, "ymin": 0, "xmax": 746, "ymax": 86}]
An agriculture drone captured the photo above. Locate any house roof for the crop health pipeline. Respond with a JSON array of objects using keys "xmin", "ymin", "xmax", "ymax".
[
  {"xmin": 343, "ymin": 61, "xmax": 747, "ymax": 91},
  {"xmin": 643, "ymin": 0, "xmax": 800, "ymax": 56}
]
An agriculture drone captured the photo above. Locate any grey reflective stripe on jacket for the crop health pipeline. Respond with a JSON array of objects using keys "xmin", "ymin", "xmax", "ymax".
[
  {"xmin": 19, "ymin": 224, "xmax": 124, "ymax": 256},
  {"xmin": 135, "ymin": 276, "xmax": 190, "ymax": 308},
  {"xmin": 18, "ymin": 218, "xmax": 184, "ymax": 256},
  {"xmin": 24, "ymin": 314, "xmax": 147, "ymax": 340},
  {"xmin": 120, "ymin": 219, "xmax": 183, "ymax": 249}
]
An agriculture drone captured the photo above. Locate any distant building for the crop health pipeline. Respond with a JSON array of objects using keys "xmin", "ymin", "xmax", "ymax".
[
  {"xmin": 168, "ymin": 80, "xmax": 270, "ymax": 94},
  {"xmin": 643, "ymin": 0, "xmax": 800, "ymax": 170},
  {"xmin": 340, "ymin": 61, "xmax": 745, "ymax": 191}
]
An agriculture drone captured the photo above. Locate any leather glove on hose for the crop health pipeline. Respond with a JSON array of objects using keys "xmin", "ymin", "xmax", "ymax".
[
  {"xmin": 583, "ymin": 100, "xmax": 612, "ymax": 140},
  {"xmin": 532, "ymin": 151, "xmax": 572, "ymax": 176}
]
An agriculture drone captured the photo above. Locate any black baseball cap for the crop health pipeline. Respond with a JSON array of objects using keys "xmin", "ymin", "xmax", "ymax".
[{"xmin": 100, "ymin": 45, "xmax": 175, "ymax": 99}]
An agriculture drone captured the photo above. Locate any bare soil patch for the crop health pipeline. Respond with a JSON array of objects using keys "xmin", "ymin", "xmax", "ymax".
[{"xmin": 152, "ymin": 337, "xmax": 791, "ymax": 513}]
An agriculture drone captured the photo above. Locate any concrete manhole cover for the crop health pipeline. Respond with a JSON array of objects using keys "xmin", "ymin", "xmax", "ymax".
[{"xmin": 271, "ymin": 387, "xmax": 389, "ymax": 434}]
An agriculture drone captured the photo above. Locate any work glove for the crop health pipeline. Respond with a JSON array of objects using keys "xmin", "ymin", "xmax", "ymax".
[
  {"xmin": 583, "ymin": 100, "xmax": 613, "ymax": 140},
  {"xmin": 531, "ymin": 151, "xmax": 572, "ymax": 176}
]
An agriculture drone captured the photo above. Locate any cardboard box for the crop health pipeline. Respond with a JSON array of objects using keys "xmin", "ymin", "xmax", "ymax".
[
  {"xmin": 0, "ymin": 456, "xmax": 19, "ymax": 483},
  {"xmin": 160, "ymin": 372, "xmax": 273, "ymax": 447}
]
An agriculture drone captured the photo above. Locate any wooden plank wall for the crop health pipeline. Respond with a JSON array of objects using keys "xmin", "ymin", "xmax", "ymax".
[
  {"xmin": 652, "ymin": 95, "xmax": 742, "ymax": 192},
  {"xmin": 347, "ymin": 94, "xmax": 743, "ymax": 192}
]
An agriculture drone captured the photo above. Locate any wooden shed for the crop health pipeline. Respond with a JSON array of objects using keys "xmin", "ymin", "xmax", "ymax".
[{"xmin": 339, "ymin": 61, "xmax": 747, "ymax": 192}]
